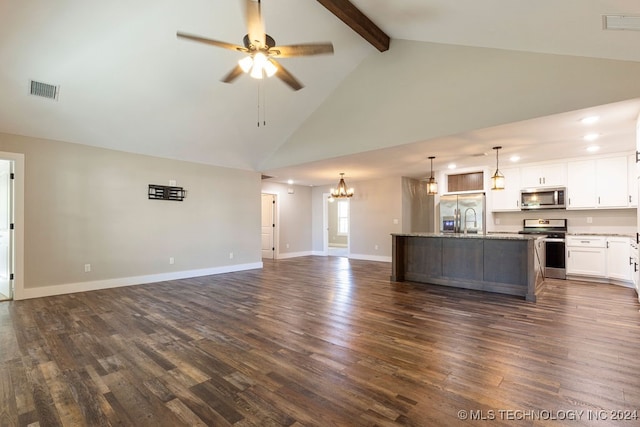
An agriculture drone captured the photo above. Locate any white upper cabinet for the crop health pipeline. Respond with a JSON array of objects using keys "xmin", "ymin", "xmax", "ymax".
[
  {"xmin": 567, "ymin": 160, "xmax": 596, "ymax": 209},
  {"xmin": 521, "ymin": 163, "xmax": 566, "ymax": 188},
  {"xmin": 596, "ymin": 156, "xmax": 628, "ymax": 208},
  {"xmin": 490, "ymin": 167, "xmax": 521, "ymax": 211},
  {"xmin": 567, "ymin": 155, "xmax": 631, "ymax": 209}
]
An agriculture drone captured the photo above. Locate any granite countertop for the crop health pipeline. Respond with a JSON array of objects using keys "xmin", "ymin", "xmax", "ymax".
[
  {"xmin": 391, "ymin": 232, "xmax": 542, "ymax": 240},
  {"xmin": 566, "ymin": 232, "xmax": 635, "ymax": 238}
]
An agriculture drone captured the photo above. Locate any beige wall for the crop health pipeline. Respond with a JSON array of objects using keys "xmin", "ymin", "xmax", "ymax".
[
  {"xmin": 0, "ymin": 132, "xmax": 262, "ymax": 298},
  {"xmin": 262, "ymin": 40, "xmax": 640, "ymax": 170},
  {"xmin": 402, "ymin": 177, "xmax": 435, "ymax": 233},
  {"xmin": 261, "ymin": 181, "xmax": 312, "ymax": 257},
  {"xmin": 312, "ymin": 176, "xmax": 402, "ymax": 261}
]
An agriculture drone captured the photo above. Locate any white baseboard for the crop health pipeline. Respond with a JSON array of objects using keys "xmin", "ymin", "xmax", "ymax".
[
  {"xmin": 565, "ymin": 274, "xmax": 634, "ymax": 289},
  {"xmin": 15, "ymin": 262, "xmax": 263, "ymax": 300},
  {"xmin": 277, "ymin": 251, "xmax": 315, "ymax": 259},
  {"xmin": 348, "ymin": 253, "xmax": 392, "ymax": 263},
  {"xmin": 312, "ymin": 250, "xmax": 327, "ymax": 256}
]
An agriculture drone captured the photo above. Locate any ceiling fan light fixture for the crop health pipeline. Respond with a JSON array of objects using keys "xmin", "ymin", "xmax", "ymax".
[
  {"xmin": 248, "ymin": 52, "xmax": 268, "ymax": 79},
  {"xmin": 263, "ymin": 60, "xmax": 277, "ymax": 77},
  {"xmin": 238, "ymin": 56, "xmax": 253, "ymax": 73}
]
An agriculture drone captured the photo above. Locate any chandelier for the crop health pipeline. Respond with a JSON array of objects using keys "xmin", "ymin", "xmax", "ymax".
[{"xmin": 328, "ymin": 173, "xmax": 354, "ymax": 201}]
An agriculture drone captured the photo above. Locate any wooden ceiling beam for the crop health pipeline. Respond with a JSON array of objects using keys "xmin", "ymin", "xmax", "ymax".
[{"xmin": 316, "ymin": 0, "xmax": 390, "ymax": 52}]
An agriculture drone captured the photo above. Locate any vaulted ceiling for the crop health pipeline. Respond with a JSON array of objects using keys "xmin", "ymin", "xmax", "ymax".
[{"xmin": 1, "ymin": 1, "xmax": 640, "ymax": 186}]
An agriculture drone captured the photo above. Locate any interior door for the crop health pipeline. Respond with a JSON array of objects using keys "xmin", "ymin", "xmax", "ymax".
[{"xmin": 261, "ymin": 194, "xmax": 275, "ymax": 259}]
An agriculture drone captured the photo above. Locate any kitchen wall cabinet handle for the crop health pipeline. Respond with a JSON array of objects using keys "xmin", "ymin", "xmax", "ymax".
[
  {"xmin": 630, "ymin": 256, "xmax": 633, "ymax": 265},
  {"xmin": 635, "ymin": 262, "xmax": 638, "ymax": 273},
  {"xmin": 606, "ymin": 241, "xmax": 609, "ymax": 249}
]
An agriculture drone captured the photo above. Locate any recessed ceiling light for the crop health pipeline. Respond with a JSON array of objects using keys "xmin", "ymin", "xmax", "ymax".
[
  {"xmin": 587, "ymin": 145, "xmax": 600, "ymax": 153},
  {"xmin": 448, "ymin": 163, "xmax": 456, "ymax": 169},
  {"xmin": 509, "ymin": 155, "xmax": 520, "ymax": 162},
  {"xmin": 584, "ymin": 133, "xmax": 600, "ymax": 141},
  {"xmin": 287, "ymin": 179, "xmax": 294, "ymax": 185},
  {"xmin": 580, "ymin": 116, "xmax": 600, "ymax": 125}
]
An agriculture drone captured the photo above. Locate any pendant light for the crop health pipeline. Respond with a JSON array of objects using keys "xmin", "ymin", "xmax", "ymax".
[
  {"xmin": 328, "ymin": 173, "xmax": 354, "ymax": 201},
  {"xmin": 491, "ymin": 146, "xmax": 505, "ymax": 190},
  {"xmin": 426, "ymin": 156, "xmax": 438, "ymax": 195}
]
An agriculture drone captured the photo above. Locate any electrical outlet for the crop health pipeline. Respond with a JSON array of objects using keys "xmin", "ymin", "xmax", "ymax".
[
  {"xmin": 495, "ymin": 218, "xmax": 501, "ymax": 225},
  {"xmin": 229, "ymin": 252, "xmax": 234, "ymax": 259},
  {"xmin": 169, "ymin": 257, "xmax": 174, "ymax": 265},
  {"xmin": 169, "ymin": 179, "xmax": 176, "ymax": 186},
  {"xmin": 587, "ymin": 217, "xmax": 593, "ymax": 224},
  {"xmin": 374, "ymin": 245, "xmax": 379, "ymax": 250},
  {"xmin": 286, "ymin": 243, "xmax": 290, "ymax": 249},
  {"xmin": 84, "ymin": 264, "xmax": 91, "ymax": 273}
]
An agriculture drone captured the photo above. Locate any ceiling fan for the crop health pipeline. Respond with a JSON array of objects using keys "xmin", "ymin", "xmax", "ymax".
[{"xmin": 177, "ymin": 0, "xmax": 334, "ymax": 91}]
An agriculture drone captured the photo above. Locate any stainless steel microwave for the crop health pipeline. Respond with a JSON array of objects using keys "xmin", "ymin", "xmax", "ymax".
[{"xmin": 520, "ymin": 187, "xmax": 566, "ymax": 210}]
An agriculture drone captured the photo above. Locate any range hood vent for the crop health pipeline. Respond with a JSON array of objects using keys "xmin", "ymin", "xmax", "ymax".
[
  {"xmin": 29, "ymin": 80, "xmax": 59, "ymax": 100},
  {"xmin": 603, "ymin": 15, "xmax": 640, "ymax": 31}
]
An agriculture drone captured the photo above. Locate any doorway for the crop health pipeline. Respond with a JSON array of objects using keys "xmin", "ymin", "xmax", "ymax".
[
  {"xmin": 326, "ymin": 197, "xmax": 350, "ymax": 257},
  {"xmin": 0, "ymin": 159, "xmax": 14, "ymax": 301},
  {"xmin": 261, "ymin": 193, "xmax": 276, "ymax": 259}
]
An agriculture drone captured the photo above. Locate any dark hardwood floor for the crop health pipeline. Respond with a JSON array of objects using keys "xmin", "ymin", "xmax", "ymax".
[{"xmin": 1, "ymin": 256, "xmax": 639, "ymax": 426}]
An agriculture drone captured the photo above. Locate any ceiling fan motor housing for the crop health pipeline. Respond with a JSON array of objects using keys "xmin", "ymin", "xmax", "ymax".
[{"xmin": 243, "ymin": 34, "xmax": 276, "ymax": 50}]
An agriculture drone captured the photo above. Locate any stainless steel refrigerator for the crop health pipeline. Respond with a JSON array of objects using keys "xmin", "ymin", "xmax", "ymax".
[{"xmin": 439, "ymin": 192, "xmax": 486, "ymax": 234}]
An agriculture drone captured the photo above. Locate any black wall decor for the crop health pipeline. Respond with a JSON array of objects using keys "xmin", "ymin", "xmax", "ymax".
[{"xmin": 148, "ymin": 184, "xmax": 186, "ymax": 201}]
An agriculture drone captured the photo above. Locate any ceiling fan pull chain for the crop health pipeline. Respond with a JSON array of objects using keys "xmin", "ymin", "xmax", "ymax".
[
  {"xmin": 263, "ymin": 80, "xmax": 267, "ymax": 127},
  {"xmin": 257, "ymin": 83, "xmax": 260, "ymax": 127}
]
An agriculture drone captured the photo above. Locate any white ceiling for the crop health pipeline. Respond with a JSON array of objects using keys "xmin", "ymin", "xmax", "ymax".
[{"xmin": 1, "ymin": 0, "xmax": 639, "ymax": 186}]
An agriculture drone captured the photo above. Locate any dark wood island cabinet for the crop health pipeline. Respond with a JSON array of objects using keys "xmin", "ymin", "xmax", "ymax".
[{"xmin": 391, "ymin": 233, "xmax": 545, "ymax": 301}]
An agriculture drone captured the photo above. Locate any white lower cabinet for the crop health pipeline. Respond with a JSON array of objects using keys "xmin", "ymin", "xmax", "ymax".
[
  {"xmin": 566, "ymin": 235, "xmax": 634, "ymax": 284},
  {"xmin": 566, "ymin": 236, "xmax": 607, "ymax": 277},
  {"xmin": 606, "ymin": 237, "xmax": 632, "ymax": 282}
]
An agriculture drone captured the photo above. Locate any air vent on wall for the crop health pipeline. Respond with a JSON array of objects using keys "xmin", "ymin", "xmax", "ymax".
[
  {"xmin": 29, "ymin": 80, "xmax": 59, "ymax": 100},
  {"xmin": 603, "ymin": 15, "xmax": 640, "ymax": 31}
]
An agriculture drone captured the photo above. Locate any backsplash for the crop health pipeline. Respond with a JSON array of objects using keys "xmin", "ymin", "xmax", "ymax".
[{"xmin": 491, "ymin": 209, "xmax": 636, "ymax": 235}]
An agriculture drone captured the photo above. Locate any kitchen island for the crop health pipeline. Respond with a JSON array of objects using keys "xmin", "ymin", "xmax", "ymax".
[{"xmin": 391, "ymin": 233, "xmax": 544, "ymax": 301}]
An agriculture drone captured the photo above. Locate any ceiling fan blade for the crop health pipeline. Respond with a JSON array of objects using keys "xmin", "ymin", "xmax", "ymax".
[
  {"xmin": 270, "ymin": 43, "xmax": 334, "ymax": 58},
  {"xmin": 177, "ymin": 32, "xmax": 246, "ymax": 52},
  {"xmin": 269, "ymin": 59, "xmax": 303, "ymax": 91},
  {"xmin": 221, "ymin": 65, "xmax": 245, "ymax": 83},
  {"xmin": 244, "ymin": 0, "xmax": 266, "ymax": 48}
]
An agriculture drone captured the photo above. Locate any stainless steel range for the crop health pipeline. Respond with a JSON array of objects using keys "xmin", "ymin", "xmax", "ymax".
[{"xmin": 519, "ymin": 219, "xmax": 567, "ymax": 279}]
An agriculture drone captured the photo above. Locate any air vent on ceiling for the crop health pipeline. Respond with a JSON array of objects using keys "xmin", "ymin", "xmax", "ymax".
[
  {"xmin": 29, "ymin": 80, "xmax": 59, "ymax": 100},
  {"xmin": 603, "ymin": 15, "xmax": 640, "ymax": 31},
  {"xmin": 261, "ymin": 174, "xmax": 273, "ymax": 180}
]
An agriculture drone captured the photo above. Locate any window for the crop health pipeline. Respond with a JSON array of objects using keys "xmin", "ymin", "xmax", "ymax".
[{"xmin": 337, "ymin": 200, "xmax": 349, "ymax": 235}]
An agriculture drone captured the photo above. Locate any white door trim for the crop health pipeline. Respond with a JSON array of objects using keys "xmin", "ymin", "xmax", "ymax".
[
  {"xmin": 261, "ymin": 192, "xmax": 279, "ymax": 259},
  {"xmin": 322, "ymin": 192, "xmax": 329, "ymax": 256},
  {"xmin": 0, "ymin": 152, "xmax": 24, "ymax": 300}
]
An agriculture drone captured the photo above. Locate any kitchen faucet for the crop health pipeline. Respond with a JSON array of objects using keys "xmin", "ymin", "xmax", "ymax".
[{"xmin": 463, "ymin": 207, "xmax": 477, "ymax": 234}]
